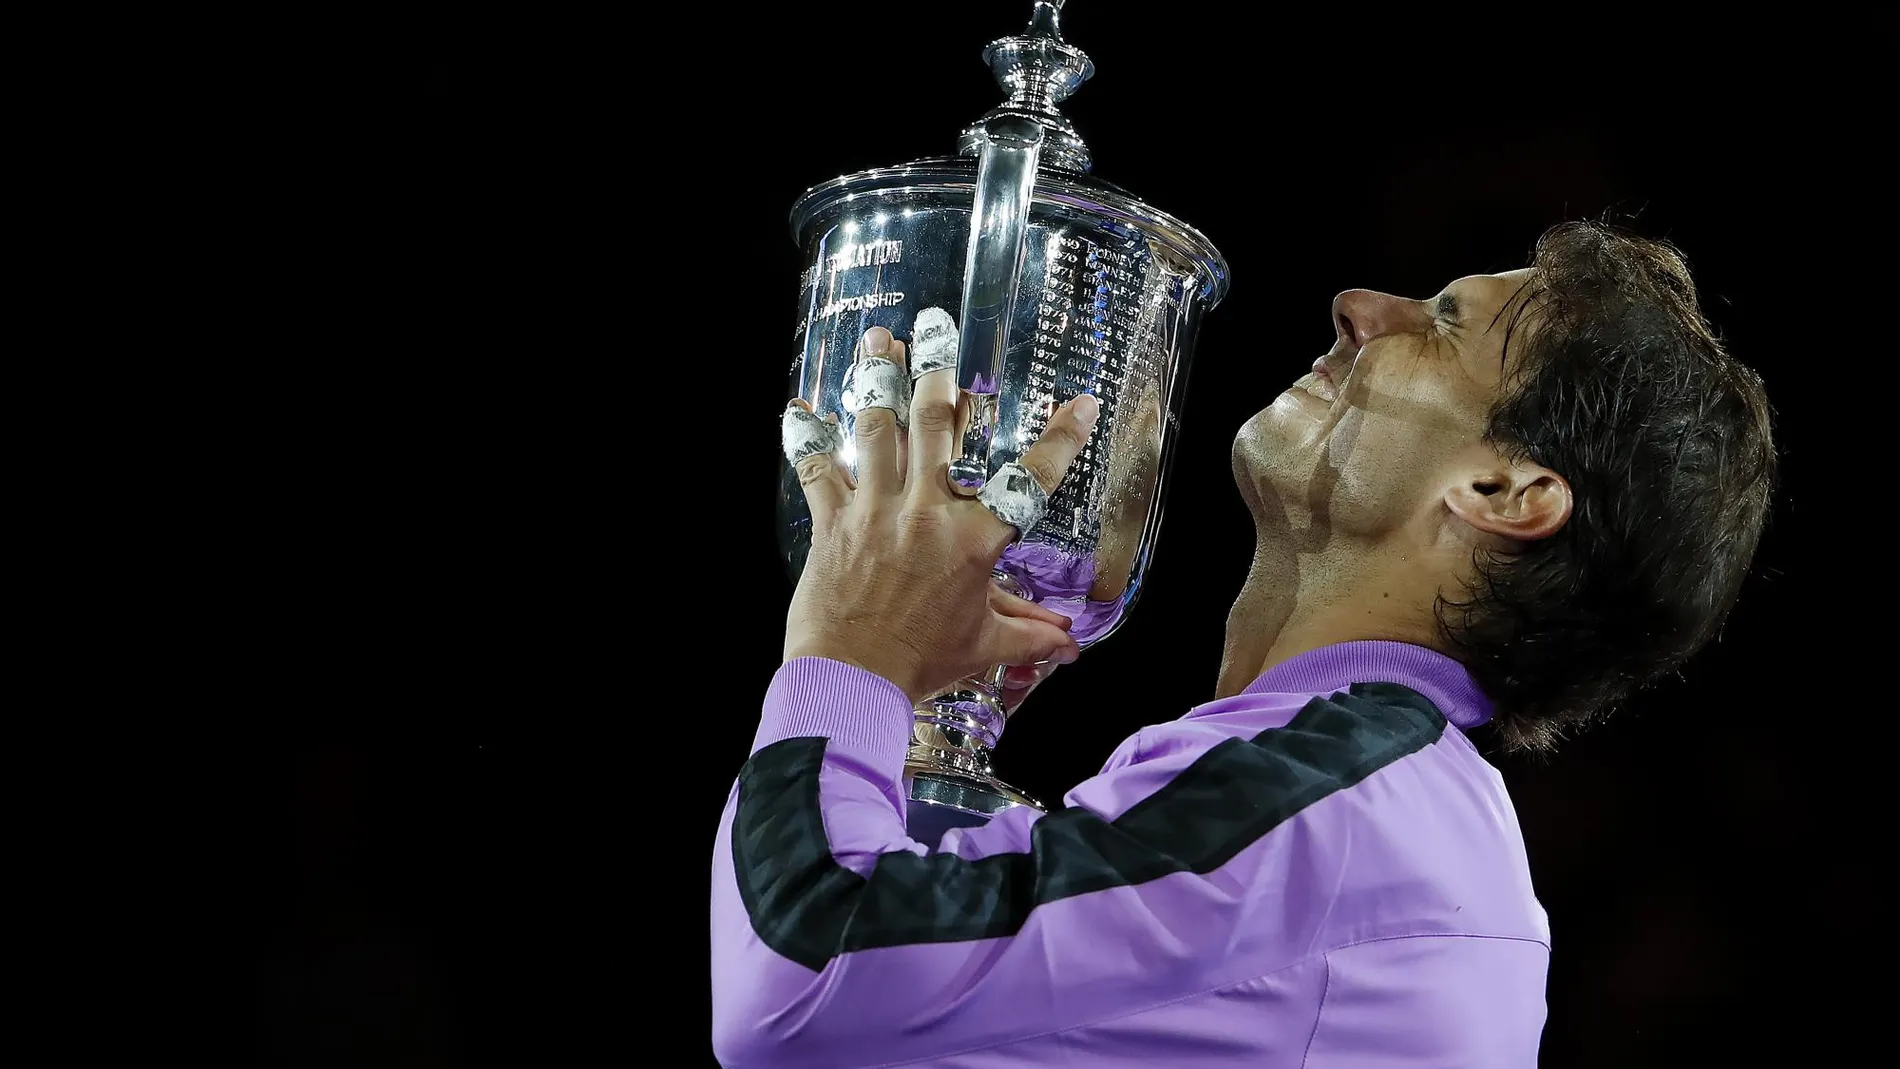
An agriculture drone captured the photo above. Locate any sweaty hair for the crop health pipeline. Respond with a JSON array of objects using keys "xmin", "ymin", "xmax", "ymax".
[{"xmin": 1437, "ymin": 220, "xmax": 1777, "ymax": 753}]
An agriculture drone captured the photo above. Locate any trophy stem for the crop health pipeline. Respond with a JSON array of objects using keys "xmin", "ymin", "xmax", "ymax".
[{"xmin": 904, "ymin": 665, "xmax": 1044, "ymax": 834}]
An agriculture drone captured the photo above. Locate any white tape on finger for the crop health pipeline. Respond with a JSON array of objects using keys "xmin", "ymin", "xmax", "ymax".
[
  {"xmin": 977, "ymin": 461, "xmax": 1049, "ymax": 540},
  {"xmin": 846, "ymin": 357, "xmax": 912, "ymax": 427},
  {"xmin": 782, "ymin": 405, "xmax": 844, "ymax": 466},
  {"xmin": 909, "ymin": 306, "xmax": 959, "ymax": 379}
]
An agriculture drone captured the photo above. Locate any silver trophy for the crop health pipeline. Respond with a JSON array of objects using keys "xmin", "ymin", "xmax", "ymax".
[{"xmin": 778, "ymin": 0, "xmax": 1229, "ymax": 844}]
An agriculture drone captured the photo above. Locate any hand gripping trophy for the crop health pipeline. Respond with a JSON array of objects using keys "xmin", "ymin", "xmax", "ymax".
[{"xmin": 777, "ymin": 0, "xmax": 1229, "ymax": 845}]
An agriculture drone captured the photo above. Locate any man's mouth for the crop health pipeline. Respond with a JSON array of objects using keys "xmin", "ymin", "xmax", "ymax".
[{"xmin": 1297, "ymin": 357, "xmax": 1338, "ymax": 404}]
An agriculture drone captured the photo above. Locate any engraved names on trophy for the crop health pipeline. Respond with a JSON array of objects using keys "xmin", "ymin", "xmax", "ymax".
[{"xmin": 1024, "ymin": 232, "xmax": 1153, "ymax": 551}]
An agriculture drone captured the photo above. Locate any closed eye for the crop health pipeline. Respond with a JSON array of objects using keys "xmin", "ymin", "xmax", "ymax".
[{"xmin": 1434, "ymin": 292, "xmax": 1462, "ymax": 328}]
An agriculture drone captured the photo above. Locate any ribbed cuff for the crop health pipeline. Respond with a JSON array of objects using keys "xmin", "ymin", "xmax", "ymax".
[{"xmin": 752, "ymin": 657, "xmax": 915, "ymax": 779}]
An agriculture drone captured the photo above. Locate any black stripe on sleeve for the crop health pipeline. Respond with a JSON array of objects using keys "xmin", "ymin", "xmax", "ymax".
[{"xmin": 731, "ymin": 681, "xmax": 1446, "ymax": 972}]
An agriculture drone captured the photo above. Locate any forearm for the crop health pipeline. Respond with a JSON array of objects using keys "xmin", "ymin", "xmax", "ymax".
[
  {"xmin": 710, "ymin": 659, "xmax": 1245, "ymax": 1067},
  {"xmin": 710, "ymin": 658, "xmax": 961, "ymax": 1066}
]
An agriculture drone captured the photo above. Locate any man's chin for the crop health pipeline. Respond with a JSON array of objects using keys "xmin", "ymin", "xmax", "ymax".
[
  {"xmin": 1233, "ymin": 403, "xmax": 1294, "ymax": 461},
  {"xmin": 1231, "ymin": 422, "xmax": 1272, "ymax": 515},
  {"xmin": 1232, "ymin": 402, "xmax": 1321, "ymax": 516}
]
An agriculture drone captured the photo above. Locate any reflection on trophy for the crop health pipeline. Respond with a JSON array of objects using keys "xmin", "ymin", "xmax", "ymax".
[{"xmin": 777, "ymin": 0, "xmax": 1229, "ymax": 844}]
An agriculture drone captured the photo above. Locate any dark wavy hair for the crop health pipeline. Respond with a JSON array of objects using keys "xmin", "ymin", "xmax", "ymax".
[{"xmin": 1436, "ymin": 221, "xmax": 1777, "ymax": 753}]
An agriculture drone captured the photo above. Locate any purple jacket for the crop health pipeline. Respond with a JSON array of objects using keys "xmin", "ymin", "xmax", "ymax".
[{"xmin": 712, "ymin": 641, "xmax": 1550, "ymax": 1067}]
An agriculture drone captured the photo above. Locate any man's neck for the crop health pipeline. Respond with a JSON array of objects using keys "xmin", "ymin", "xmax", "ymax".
[{"xmin": 1214, "ymin": 535, "xmax": 1457, "ymax": 699}]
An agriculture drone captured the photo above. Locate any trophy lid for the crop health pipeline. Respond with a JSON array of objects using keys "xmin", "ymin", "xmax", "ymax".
[
  {"xmin": 789, "ymin": 0, "xmax": 1229, "ymax": 302},
  {"xmin": 957, "ymin": 0, "xmax": 1096, "ymax": 174}
]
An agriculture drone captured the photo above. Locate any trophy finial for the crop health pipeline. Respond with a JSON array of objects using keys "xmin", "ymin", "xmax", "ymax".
[
  {"xmin": 1026, "ymin": 0, "xmax": 1066, "ymax": 38},
  {"xmin": 958, "ymin": 1, "xmax": 1096, "ymax": 172}
]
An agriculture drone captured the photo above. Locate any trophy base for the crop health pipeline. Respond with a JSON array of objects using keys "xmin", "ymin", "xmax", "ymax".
[
  {"xmin": 902, "ymin": 673, "xmax": 1042, "ymax": 847},
  {"xmin": 904, "ymin": 763, "xmax": 1042, "ymax": 848}
]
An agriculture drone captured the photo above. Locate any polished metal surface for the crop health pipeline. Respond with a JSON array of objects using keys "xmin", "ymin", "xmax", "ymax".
[
  {"xmin": 951, "ymin": 115, "xmax": 1043, "ymax": 493},
  {"xmin": 776, "ymin": 0, "xmax": 1229, "ymax": 838},
  {"xmin": 957, "ymin": 0, "xmax": 1096, "ymax": 174},
  {"xmin": 903, "ymin": 771, "xmax": 1043, "ymax": 850}
]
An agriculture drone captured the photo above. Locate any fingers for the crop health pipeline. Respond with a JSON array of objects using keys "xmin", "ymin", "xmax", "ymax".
[
  {"xmin": 999, "ymin": 660, "xmax": 1060, "ymax": 715},
  {"xmin": 986, "ymin": 585, "xmax": 1079, "ymax": 671},
  {"xmin": 887, "ymin": 338, "xmax": 909, "ymax": 480},
  {"xmin": 1001, "ymin": 661, "xmax": 1059, "ymax": 692},
  {"xmin": 787, "ymin": 324, "xmax": 916, "ymax": 525},
  {"xmin": 988, "ymin": 583, "xmax": 1073, "ymax": 631},
  {"xmin": 1002, "ymin": 660, "xmax": 1060, "ymax": 688},
  {"xmin": 851, "ymin": 328, "xmax": 904, "ymax": 495},
  {"xmin": 987, "ymin": 615, "xmax": 1081, "ymax": 673},
  {"xmin": 976, "ymin": 393, "xmax": 1100, "ymax": 552},
  {"xmin": 906, "ymin": 311, "xmax": 962, "ymax": 497},
  {"xmin": 993, "ymin": 586, "xmax": 1070, "ymax": 715},
  {"xmin": 785, "ymin": 399, "xmax": 851, "ymax": 526},
  {"xmin": 1017, "ymin": 393, "xmax": 1100, "ymax": 497}
]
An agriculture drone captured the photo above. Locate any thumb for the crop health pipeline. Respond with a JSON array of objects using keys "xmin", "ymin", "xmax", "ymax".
[{"xmin": 985, "ymin": 614, "xmax": 1080, "ymax": 671}]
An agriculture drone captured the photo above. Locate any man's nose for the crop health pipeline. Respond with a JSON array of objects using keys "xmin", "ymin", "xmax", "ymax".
[{"xmin": 1331, "ymin": 289, "xmax": 1432, "ymax": 348}]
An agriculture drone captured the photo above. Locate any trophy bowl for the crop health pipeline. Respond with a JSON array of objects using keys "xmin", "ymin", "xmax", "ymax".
[{"xmin": 776, "ymin": 0, "xmax": 1229, "ymax": 844}]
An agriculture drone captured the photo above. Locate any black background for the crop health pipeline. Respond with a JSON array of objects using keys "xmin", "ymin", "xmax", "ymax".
[{"xmin": 253, "ymin": 4, "xmax": 1873, "ymax": 1065}]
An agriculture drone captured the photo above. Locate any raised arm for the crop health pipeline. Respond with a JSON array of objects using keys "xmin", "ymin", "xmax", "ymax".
[{"xmin": 711, "ymin": 658, "xmax": 1291, "ymax": 1068}]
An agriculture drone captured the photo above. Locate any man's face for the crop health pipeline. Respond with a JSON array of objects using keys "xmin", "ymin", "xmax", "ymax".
[{"xmin": 1232, "ymin": 269, "xmax": 1536, "ymax": 539}]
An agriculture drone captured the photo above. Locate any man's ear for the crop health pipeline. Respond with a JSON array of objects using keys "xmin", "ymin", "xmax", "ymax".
[{"xmin": 1443, "ymin": 457, "xmax": 1572, "ymax": 544}]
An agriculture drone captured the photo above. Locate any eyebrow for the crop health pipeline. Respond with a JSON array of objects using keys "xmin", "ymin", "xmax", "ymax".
[{"xmin": 1435, "ymin": 292, "xmax": 1462, "ymax": 324}]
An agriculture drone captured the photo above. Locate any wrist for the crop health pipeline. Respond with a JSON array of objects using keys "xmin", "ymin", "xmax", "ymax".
[{"xmin": 782, "ymin": 642, "xmax": 925, "ymax": 703}]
